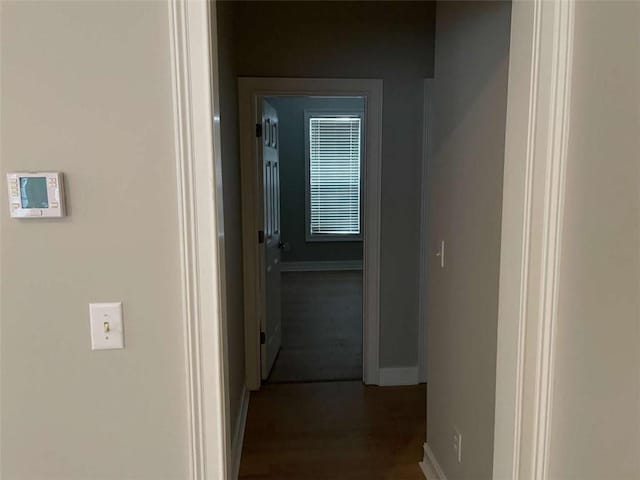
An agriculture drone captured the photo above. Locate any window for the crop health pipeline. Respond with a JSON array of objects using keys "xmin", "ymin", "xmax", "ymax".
[{"xmin": 305, "ymin": 111, "xmax": 363, "ymax": 241}]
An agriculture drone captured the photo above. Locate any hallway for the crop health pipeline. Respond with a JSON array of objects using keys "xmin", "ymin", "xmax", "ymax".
[{"xmin": 238, "ymin": 381, "xmax": 426, "ymax": 479}]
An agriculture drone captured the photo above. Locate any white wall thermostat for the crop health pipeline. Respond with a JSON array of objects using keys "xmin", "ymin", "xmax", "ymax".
[{"xmin": 6, "ymin": 172, "xmax": 66, "ymax": 218}]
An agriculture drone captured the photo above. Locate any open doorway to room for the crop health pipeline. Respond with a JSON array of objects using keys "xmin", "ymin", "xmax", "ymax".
[
  {"xmin": 237, "ymin": 78, "xmax": 383, "ymax": 392},
  {"xmin": 261, "ymin": 95, "xmax": 365, "ymax": 384}
]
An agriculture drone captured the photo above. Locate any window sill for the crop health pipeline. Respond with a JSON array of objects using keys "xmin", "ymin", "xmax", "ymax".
[{"xmin": 305, "ymin": 235, "xmax": 363, "ymax": 243}]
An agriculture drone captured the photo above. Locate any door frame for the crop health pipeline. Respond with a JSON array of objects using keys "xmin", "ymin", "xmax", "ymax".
[
  {"xmin": 417, "ymin": 78, "xmax": 434, "ymax": 384},
  {"xmin": 168, "ymin": 1, "xmax": 229, "ymax": 479},
  {"xmin": 491, "ymin": 1, "xmax": 574, "ymax": 479},
  {"xmin": 172, "ymin": 0, "xmax": 575, "ymax": 479},
  {"xmin": 238, "ymin": 77, "xmax": 383, "ymax": 390}
]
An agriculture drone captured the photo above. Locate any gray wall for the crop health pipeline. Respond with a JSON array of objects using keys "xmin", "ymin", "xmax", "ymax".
[
  {"xmin": 219, "ymin": 0, "xmax": 436, "ymax": 368},
  {"xmin": 548, "ymin": 2, "xmax": 640, "ymax": 478},
  {"xmin": 266, "ymin": 96, "xmax": 364, "ymax": 264},
  {"xmin": 427, "ymin": 2, "xmax": 511, "ymax": 479},
  {"xmin": 215, "ymin": 1, "xmax": 247, "ymax": 451},
  {"xmin": 1, "ymin": 2, "xmax": 190, "ymax": 479}
]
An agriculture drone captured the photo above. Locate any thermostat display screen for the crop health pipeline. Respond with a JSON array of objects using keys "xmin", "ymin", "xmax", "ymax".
[
  {"xmin": 20, "ymin": 177, "xmax": 49, "ymax": 208},
  {"xmin": 7, "ymin": 172, "xmax": 65, "ymax": 218}
]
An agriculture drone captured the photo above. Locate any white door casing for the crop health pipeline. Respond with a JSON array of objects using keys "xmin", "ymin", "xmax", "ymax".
[
  {"xmin": 168, "ymin": 0, "xmax": 230, "ymax": 479},
  {"xmin": 418, "ymin": 79, "xmax": 434, "ymax": 384},
  {"xmin": 492, "ymin": 1, "xmax": 575, "ymax": 479}
]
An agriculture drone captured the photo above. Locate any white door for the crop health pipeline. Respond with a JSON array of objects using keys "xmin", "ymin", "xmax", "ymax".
[{"xmin": 260, "ymin": 100, "xmax": 282, "ymax": 380}]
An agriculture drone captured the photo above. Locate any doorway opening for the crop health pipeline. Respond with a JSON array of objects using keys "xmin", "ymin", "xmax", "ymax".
[
  {"xmin": 238, "ymin": 78, "xmax": 383, "ymax": 391},
  {"xmin": 173, "ymin": 0, "xmax": 574, "ymax": 478},
  {"xmin": 261, "ymin": 95, "xmax": 365, "ymax": 384}
]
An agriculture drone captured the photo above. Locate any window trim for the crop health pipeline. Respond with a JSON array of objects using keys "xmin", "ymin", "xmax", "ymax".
[{"xmin": 304, "ymin": 108, "xmax": 365, "ymax": 242}]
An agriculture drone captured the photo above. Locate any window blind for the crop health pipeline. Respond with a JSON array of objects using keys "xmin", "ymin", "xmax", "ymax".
[{"xmin": 309, "ymin": 116, "xmax": 361, "ymax": 236}]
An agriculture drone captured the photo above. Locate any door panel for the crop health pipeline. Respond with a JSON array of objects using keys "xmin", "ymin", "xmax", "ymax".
[{"xmin": 261, "ymin": 100, "xmax": 282, "ymax": 380}]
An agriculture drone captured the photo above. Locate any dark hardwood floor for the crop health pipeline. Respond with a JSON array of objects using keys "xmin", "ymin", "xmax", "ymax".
[
  {"xmin": 268, "ymin": 271, "xmax": 363, "ymax": 383},
  {"xmin": 238, "ymin": 381, "xmax": 426, "ymax": 479}
]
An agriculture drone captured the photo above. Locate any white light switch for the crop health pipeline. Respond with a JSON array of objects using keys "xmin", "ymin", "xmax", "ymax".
[{"xmin": 89, "ymin": 302, "xmax": 124, "ymax": 350}]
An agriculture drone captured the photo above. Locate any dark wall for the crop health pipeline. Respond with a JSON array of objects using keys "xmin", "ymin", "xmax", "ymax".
[
  {"xmin": 218, "ymin": 0, "xmax": 436, "ymax": 368},
  {"xmin": 215, "ymin": 1, "xmax": 246, "ymax": 437},
  {"xmin": 267, "ymin": 96, "xmax": 364, "ymax": 264}
]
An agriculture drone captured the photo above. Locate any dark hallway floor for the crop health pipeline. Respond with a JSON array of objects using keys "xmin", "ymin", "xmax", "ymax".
[
  {"xmin": 267, "ymin": 271, "xmax": 363, "ymax": 383},
  {"xmin": 238, "ymin": 381, "xmax": 426, "ymax": 479}
]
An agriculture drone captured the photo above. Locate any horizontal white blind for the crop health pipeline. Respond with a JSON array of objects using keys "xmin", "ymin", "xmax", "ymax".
[{"xmin": 309, "ymin": 116, "xmax": 361, "ymax": 236}]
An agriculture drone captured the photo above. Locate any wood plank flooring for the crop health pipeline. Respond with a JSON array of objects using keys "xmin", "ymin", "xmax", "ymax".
[
  {"xmin": 239, "ymin": 381, "xmax": 426, "ymax": 479},
  {"xmin": 268, "ymin": 271, "xmax": 363, "ymax": 383}
]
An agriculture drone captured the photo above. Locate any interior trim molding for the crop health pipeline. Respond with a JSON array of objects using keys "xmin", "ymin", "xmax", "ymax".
[
  {"xmin": 230, "ymin": 387, "xmax": 250, "ymax": 479},
  {"xmin": 280, "ymin": 260, "xmax": 363, "ymax": 272},
  {"xmin": 419, "ymin": 443, "xmax": 448, "ymax": 480},
  {"xmin": 238, "ymin": 77, "xmax": 383, "ymax": 390},
  {"xmin": 417, "ymin": 78, "xmax": 434, "ymax": 385},
  {"xmin": 529, "ymin": 3, "xmax": 574, "ymax": 478},
  {"xmin": 168, "ymin": 0, "xmax": 230, "ymax": 479},
  {"xmin": 378, "ymin": 366, "xmax": 419, "ymax": 386},
  {"xmin": 492, "ymin": 1, "xmax": 574, "ymax": 479}
]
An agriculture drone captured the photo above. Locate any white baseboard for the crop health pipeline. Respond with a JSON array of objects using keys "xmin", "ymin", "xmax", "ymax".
[
  {"xmin": 419, "ymin": 443, "xmax": 448, "ymax": 480},
  {"xmin": 230, "ymin": 387, "xmax": 250, "ymax": 480},
  {"xmin": 280, "ymin": 260, "xmax": 363, "ymax": 272},
  {"xmin": 378, "ymin": 366, "xmax": 419, "ymax": 386}
]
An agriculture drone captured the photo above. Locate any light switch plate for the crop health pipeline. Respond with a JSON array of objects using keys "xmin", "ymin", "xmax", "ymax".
[{"xmin": 89, "ymin": 302, "xmax": 124, "ymax": 350}]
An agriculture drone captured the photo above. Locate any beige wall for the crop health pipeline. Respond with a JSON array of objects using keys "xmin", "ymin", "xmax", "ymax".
[
  {"xmin": 218, "ymin": 0, "xmax": 436, "ymax": 368},
  {"xmin": 427, "ymin": 2, "xmax": 511, "ymax": 478},
  {"xmin": 548, "ymin": 2, "xmax": 640, "ymax": 479},
  {"xmin": 0, "ymin": 2, "xmax": 190, "ymax": 479}
]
